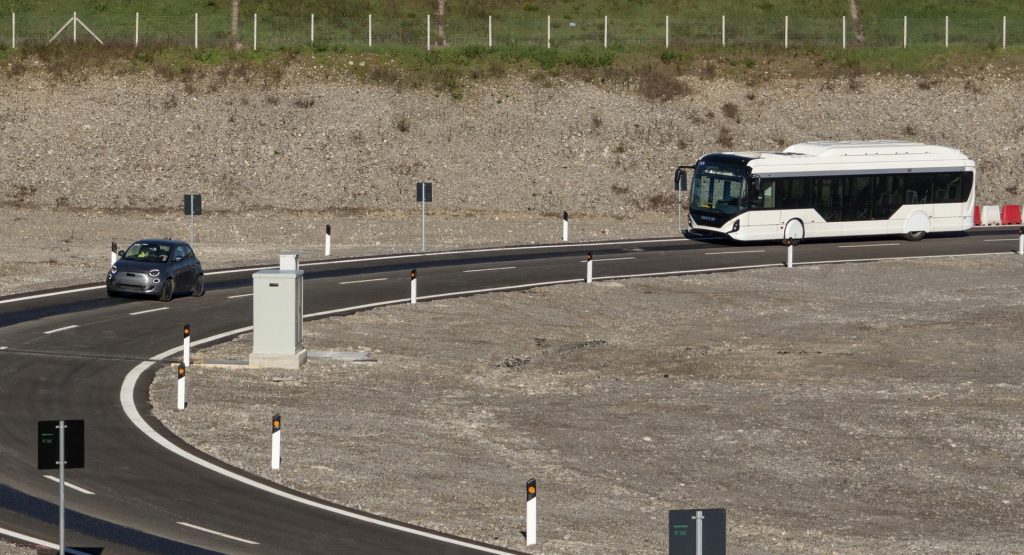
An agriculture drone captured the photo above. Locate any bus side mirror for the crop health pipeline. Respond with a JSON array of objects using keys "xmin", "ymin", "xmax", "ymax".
[{"xmin": 674, "ymin": 167, "xmax": 688, "ymax": 191}]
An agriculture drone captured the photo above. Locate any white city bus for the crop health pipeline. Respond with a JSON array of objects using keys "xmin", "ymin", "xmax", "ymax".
[{"xmin": 678, "ymin": 141, "xmax": 976, "ymax": 242}]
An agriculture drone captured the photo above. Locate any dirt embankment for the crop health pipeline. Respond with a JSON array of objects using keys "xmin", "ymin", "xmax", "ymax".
[{"xmin": 1, "ymin": 67, "xmax": 1021, "ymax": 297}]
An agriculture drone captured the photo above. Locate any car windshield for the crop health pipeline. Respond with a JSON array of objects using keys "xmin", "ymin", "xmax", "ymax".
[
  {"xmin": 123, "ymin": 242, "xmax": 172, "ymax": 262},
  {"xmin": 691, "ymin": 162, "xmax": 748, "ymax": 215}
]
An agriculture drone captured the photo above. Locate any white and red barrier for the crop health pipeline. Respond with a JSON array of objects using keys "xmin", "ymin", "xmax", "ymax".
[{"xmin": 974, "ymin": 205, "xmax": 1022, "ymax": 225}]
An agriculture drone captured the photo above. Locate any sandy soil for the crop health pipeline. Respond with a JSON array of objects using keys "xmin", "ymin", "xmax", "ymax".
[{"xmin": 148, "ymin": 254, "xmax": 1024, "ymax": 554}]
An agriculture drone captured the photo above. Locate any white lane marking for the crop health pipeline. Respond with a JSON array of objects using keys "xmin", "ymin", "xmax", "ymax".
[
  {"xmin": 0, "ymin": 346, "xmax": 6, "ymax": 350},
  {"xmin": 838, "ymin": 243, "xmax": 900, "ymax": 248},
  {"xmin": 130, "ymin": 307, "xmax": 169, "ymax": 316},
  {"xmin": 703, "ymin": 250, "xmax": 766, "ymax": 255},
  {"xmin": 581, "ymin": 256, "xmax": 635, "ymax": 262},
  {"xmin": 984, "ymin": 238, "xmax": 1018, "ymax": 242},
  {"xmin": 44, "ymin": 475, "xmax": 95, "ymax": 495},
  {"xmin": 122, "ymin": 250, "xmax": 1013, "ymax": 555},
  {"xmin": 227, "ymin": 293, "xmax": 253, "ymax": 299},
  {"xmin": 339, "ymin": 277, "xmax": 389, "ymax": 285},
  {"xmin": 177, "ymin": 522, "xmax": 259, "ymax": 545},
  {"xmin": 463, "ymin": 266, "xmax": 515, "ymax": 273},
  {"xmin": 0, "ymin": 526, "xmax": 92, "ymax": 555},
  {"xmin": 43, "ymin": 325, "xmax": 78, "ymax": 335}
]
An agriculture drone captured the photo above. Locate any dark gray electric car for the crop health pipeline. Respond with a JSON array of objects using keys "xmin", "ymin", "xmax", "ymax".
[{"xmin": 106, "ymin": 239, "xmax": 205, "ymax": 301}]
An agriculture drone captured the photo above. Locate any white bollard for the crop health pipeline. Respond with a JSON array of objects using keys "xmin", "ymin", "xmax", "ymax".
[
  {"xmin": 1018, "ymin": 227, "xmax": 1023, "ymax": 255},
  {"xmin": 176, "ymin": 363, "xmax": 186, "ymax": 411},
  {"xmin": 785, "ymin": 240, "xmax": 794, "ymax": 269},
  {"xmin": 271, "ymin": 414, "xmax": 282, "ymax": 470},
  {"xmin": 586, "ymin": 252, "xmax": 593, "ymax": 283},
  {"xmin": 183, "ymin": 324, "xmax": 191, "ymax": 368},
  {"xmin": 325, "ymin": 224, "xmax": 331, "ymax": 257},
  {"xmin": 110, "ymin": 241, "xmax": 118, "ymax": 267},
  {"xmin": 410, "ymin": 269, "xmax": 417, "ymax": 304},
  {"xmin": 562, "ymin": 211, "xmax": 569, "ymax": 242},
  {"xmin": 526, "ymin": 479, "xmax": 537, "ymax": 546}
]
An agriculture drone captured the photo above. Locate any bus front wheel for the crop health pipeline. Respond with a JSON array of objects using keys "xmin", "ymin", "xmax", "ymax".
[
  {"xmin": 904, "ymin": 230, "xmax": 926, "ymax": 241},
  {"xmin": 783, "ymin": 219, "xmax": 804, "ymax": 245}
]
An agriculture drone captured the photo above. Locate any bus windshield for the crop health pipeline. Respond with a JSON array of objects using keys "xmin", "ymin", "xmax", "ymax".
[{"xmin": 691, "ymin": 161, "xmax": 748, "ymax": 215}]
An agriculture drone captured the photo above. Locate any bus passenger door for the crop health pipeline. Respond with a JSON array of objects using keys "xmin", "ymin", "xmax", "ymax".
[{"xmin": 744, "ymin": 177, "xmax": 780, "ymax": 240}]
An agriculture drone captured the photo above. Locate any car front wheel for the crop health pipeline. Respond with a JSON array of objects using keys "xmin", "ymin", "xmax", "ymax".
[
  {"xmin": 192, "ymin": 275, "xmax": 205, "ymax": 297},
  {"xmin": 159, "ymin": 279, "xmax": 174, "ymax": 302}
]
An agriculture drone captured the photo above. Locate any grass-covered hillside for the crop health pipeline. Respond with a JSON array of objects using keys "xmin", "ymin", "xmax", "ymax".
[{"xmin": 0, "ymin": 0, "xmax": 1022, "ymax": 98}]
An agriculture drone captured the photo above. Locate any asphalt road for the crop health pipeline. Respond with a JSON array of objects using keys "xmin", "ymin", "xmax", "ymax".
[{"xmin": 0, "ymin": 228, "xmax": 1019, "ymax": 554}]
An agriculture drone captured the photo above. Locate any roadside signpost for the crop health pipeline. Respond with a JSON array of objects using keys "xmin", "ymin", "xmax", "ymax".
[
  {"xmin": 39, "ymin": 419, "xmax": 85, "ymax": 555},
  {"xmin": 183, "ymin": 193, "xmax": 202, "ymax": 245},
  {"xmin": 416, "ymin": 182, "xmax": 432, "ymax": 252},
  {"xmin": 669, "ymin": 508, "xmax": 725, "ymax": 555},
  {"xmin": 525, "ymin": 478, "xmax": 537, "ymax": 546}
]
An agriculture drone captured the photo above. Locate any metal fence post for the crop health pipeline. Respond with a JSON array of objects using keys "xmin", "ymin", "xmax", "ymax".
[
  {"xmin": 310, "ymin": 13, "xmax": 315, "ymax": 43},
  {"xmin": 665, "ymin": 15, "xmax": 669, "ymax": 49},
  {"xmin": 842, "ymin": 16, "xmax": 846, "ymax": 49},
  {"xmin": 368, "ymin": 14, "xmax": 372, "ymax": 47},
  {"xmin": 721, "ymin": 15, "xmax": 726, "ymax": 46},
  {"xmin": 135, "ymin": 12, "xmax": 139, "ymax": 47},
  {"xmin": 194, "ymin": 12, "xmax": 198, "ymax": 49},
  {"xmin": 903, "ymin": 15, "xmax": 907, "ymax": 48},
  {"xmin": 784, "ymin": 15, "xmax": 788, "ymax": 48},
  {"xmin": 253, "ymin": 13, "xmax": 257, "ymax": 50}
]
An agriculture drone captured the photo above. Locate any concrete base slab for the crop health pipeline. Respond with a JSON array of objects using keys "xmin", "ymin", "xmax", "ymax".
[
  {"xmin": 249, "ymin": 349, "xmax": 308, "ymax": 370},
  {"xmin": 307, "ymin": 351, "xmax": 376, "ymax": 362}
]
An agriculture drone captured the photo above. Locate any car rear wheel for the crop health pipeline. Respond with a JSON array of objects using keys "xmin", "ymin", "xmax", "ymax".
[
  {"xmin": 192, "ymin": 275, "xmax": 205, "ymax": 297},
  {"xmin": 159, "ymin": 279, "xmax": 174, "ymax": 302},
  {"xmin": 106, "ymin": 288, "xmax": 119, "ymax": 298}
]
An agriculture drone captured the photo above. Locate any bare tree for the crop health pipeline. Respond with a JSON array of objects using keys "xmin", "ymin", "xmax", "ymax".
[
  {"xmin": 435, "ymin": 0, "xmax": 448, "ymax": 47},
  {"xmin": 849, "ymin": 0, "xmax": 866, "ymax": 44},
  {"xmin": 231, "ymin": 0, "xmax": 241, "ymax": 49}
]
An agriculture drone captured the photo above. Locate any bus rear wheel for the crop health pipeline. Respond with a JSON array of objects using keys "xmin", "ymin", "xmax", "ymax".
[
  {"xmin": 783, "ymin": 219, "xmax": 804, "ymax": 245},
  {"xmin": 904, "ymin": 230, "xmax": 926, "ymax": 241}
]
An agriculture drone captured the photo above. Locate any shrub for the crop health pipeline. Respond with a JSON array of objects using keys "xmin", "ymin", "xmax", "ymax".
[
  {"xmin": 717, "ymin": 126, "xmax": 734, "ymax": 149},
  {"xmin": 721, "ymin": 102, "xmax": 739, "ymax": 122},
  {"xmin": 638, "ymin": 66, "xmax": 690, "ymax": 102}
]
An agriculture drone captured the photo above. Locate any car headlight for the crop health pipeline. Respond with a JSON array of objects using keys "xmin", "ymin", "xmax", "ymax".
[
  {"xmin": 149, "ymin": 269, "xmax": 161, "ymax": 277},
  {"xmin": 109, "ymin": 266, "xmax": 117, "ymax": 274}
]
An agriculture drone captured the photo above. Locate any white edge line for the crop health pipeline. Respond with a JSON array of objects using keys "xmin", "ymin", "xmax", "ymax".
[
  {"xmin": 119, "ymin": 250, "xmax": 1011, "ymax": 555},
  {"xmin": 589, "ymin": 256, "xmax": 635, "ymax": 262},
  {"xmin": 0, "ymin": 526, "xmax": 92, "ymax": 555},
  {"xmin": 703, "ymin": 250, "xmax": 766, "ymax": 255},
  {"xmin": 177, "ymin": 522, "xmax": 259, "ymax": 545},
  {"xmin": 130, "ymin": 307, "xmax": 170, "ymax": 316},
  {"xmin": 983, "ymin": 238, "xmax": 1018, "ymax": 242},
  {"xmin": 120, "ymin": 321, "xmax": 519, "ymax": 555},
  {"xmin": 462, "ymin": 267, "xmax": 515, "ymax": 273},
  {"xmin": 43, "ymin": 325, "xmax": 78, "ymax": 335},
  {"xmin": 44, "ymin": 475, "xmax": 95, "ymax": 495},
  {"xmin": 339, "ymin": 278, "xmax": 389, "ymax": 284},
  {"xmin": 226, "ymin": 293, "xmax": 253, "ymax": 299},
  {"xmin": 837, "ymin": 243, "xmax": 900, "ymax": 248}
]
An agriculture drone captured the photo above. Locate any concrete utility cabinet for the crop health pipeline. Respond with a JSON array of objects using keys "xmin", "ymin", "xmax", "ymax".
[{"xmin": 250, "ymin": 253, "xmax": 307, "ymax": 369}]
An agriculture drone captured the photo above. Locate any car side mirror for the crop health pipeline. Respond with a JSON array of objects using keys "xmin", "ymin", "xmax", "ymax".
[
  {"xmin": 117, "ymin": 250, "xmax": 125, "ymax": 258},
  {"xmin": 174, "ymin": 256, "xmax": 184, "ymax": 262},
  {"xmin": 674, "ymin": 167, "xmax": 688, "ymax": 191}
]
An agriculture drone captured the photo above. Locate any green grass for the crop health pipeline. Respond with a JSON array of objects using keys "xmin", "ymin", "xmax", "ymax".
[{"xmin": 0, "ymin": 1, "xmax": 1022, "ymax": 97}]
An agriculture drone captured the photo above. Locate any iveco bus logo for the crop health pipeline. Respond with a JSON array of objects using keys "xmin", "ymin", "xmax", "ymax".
[{"xmin": 699, "ymin": 215, "xmax": 715, "ymax": 222}]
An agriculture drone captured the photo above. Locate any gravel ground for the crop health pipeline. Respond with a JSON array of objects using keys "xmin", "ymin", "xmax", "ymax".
[{"xmin": 149, "ymin": 255, "xmax": 1024, "ymax": 555}]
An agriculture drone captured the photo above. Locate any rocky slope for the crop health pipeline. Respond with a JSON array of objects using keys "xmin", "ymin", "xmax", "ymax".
[{"xmin": 0, "ymin": 67, "xmax": 1021, "ymax": 221}]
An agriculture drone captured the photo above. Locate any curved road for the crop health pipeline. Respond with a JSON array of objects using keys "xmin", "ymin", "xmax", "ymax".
[{"xmin": 0, "ymin": 228, "xmax": 1019, "ymax": 553}]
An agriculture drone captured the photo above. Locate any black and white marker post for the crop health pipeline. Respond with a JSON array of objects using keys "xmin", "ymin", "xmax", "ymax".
[
  {"xmin": 784, "ymin": 239, "xmax": 794, "ymax": 269},
  {"xmin": 271, "ymin": 413, "xmax": 282, "ymax": 470},
  {"xmin": 410, "ymin": 269, "xmax": 418, "ymax": 304},
  {"xmin": 1018, "ymin": 226, "xmax": 1023, "ymax": 255},
  {"xmin": 110, "ymin": 240, "xmax": 117, "ymax": 267},
  {"xmin": 562, "ymin": 211, "xmax": 569, "ymax": 242},
  {"xmin": 526, "ymin": 478, "xmax": 537, "ymax": 546},
  {"xmin": 183, "ymin": 324, "xmax": 191, "ymax": 368},
  {"xmin": 416, "ymin": 182, "xmax": 432, "ymax": 252},
  {"xmin": 176, "ymin": 363, "xmax": 186, "ymax": 411},
  {"xmin": 325, "ymin": 224, "xmax": 331, "ymax": 257},
  {"xmin": 585, "ymin": 252, "xmax": 593, "ymax": 283}
]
